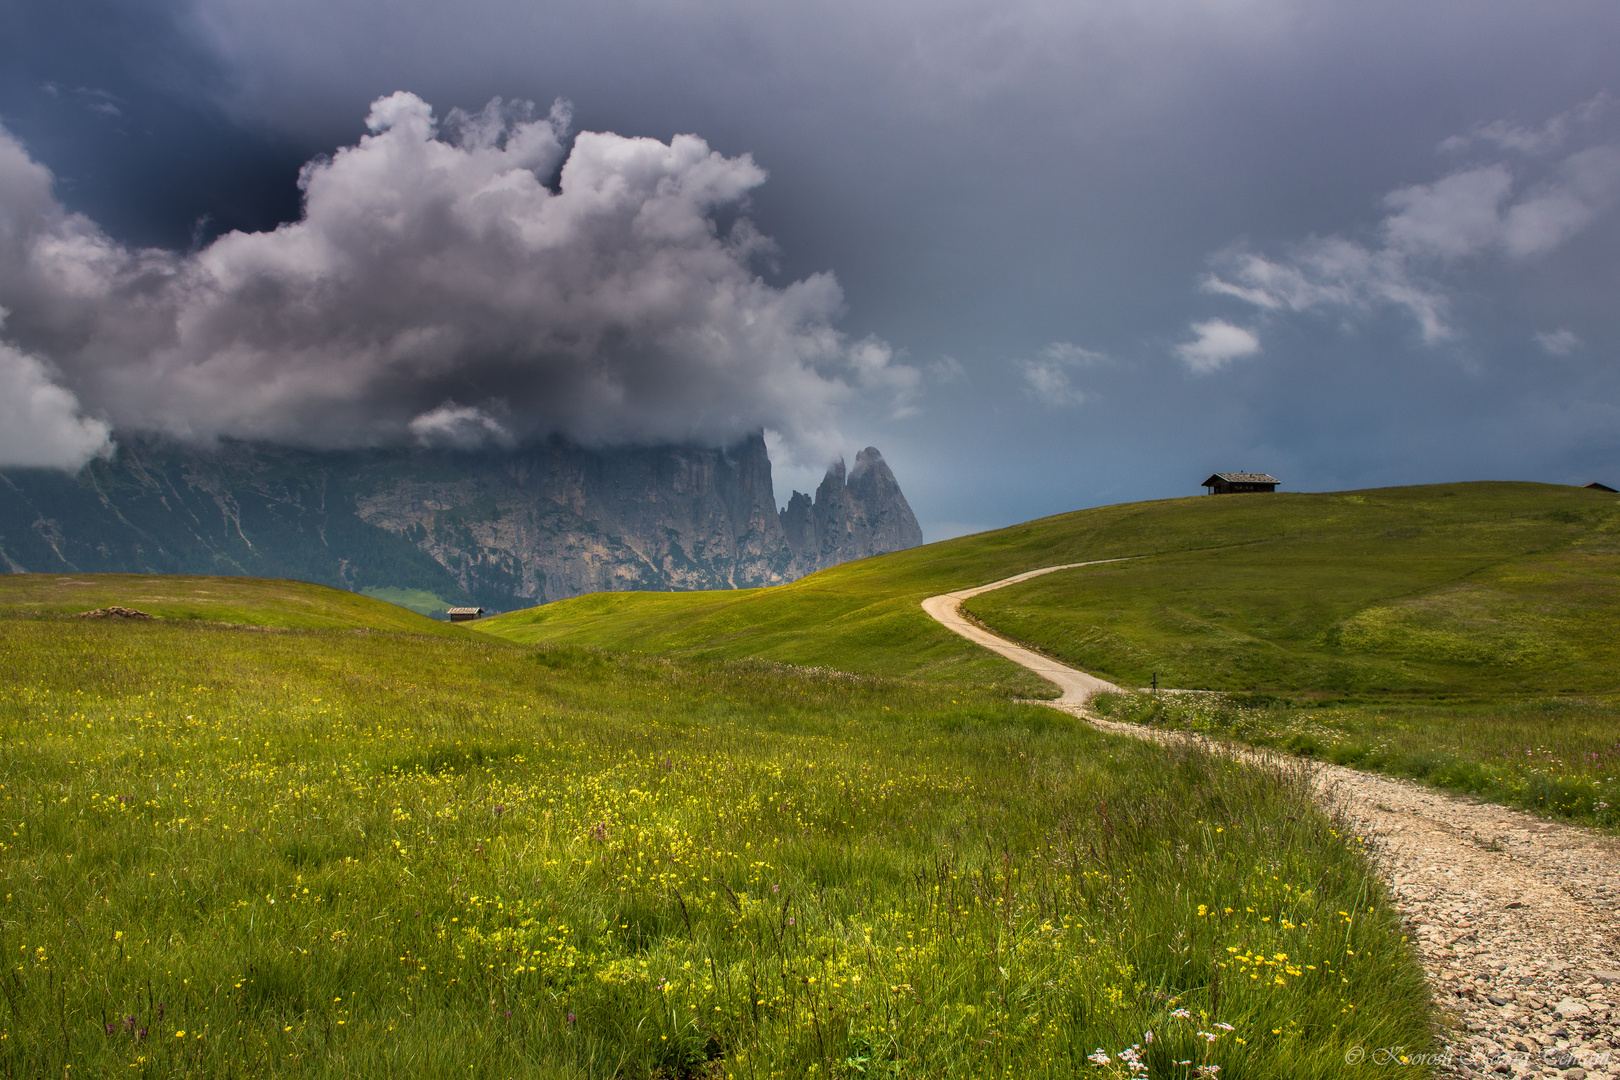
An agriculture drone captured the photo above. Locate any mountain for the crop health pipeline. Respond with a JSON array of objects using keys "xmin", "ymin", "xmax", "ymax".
[
  {"xmin": 779, "ymin": 448, "xmax": 924, "ymax": 571},
  {"xmin": 0, "ymin": 433, "xmax": 923, "ymax": 613}
]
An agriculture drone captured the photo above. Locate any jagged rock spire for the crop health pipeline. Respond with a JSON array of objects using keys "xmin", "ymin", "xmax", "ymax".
[{"xmin": 777, "ymin": 446, "xmax": 923, "ymax": 574}]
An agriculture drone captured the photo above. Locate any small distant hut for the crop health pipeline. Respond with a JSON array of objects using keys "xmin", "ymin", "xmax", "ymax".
[
  {"xmin": 1202, "ymin": 472, "xmax": 1280, "ymax": 495},
  {"xmin": 447, "ymin": 606, "xmax": 486, "ymax": 623},
  {"xmin": 1584, "ymin": 481, "xmax": 1617, "ymax": 493}
]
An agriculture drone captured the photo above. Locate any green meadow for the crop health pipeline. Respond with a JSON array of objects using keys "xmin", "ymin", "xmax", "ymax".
[
  {"xmin": 957, "ymin": 485, "xmax": 1620, "ymax": 824},
  {"xmin": 479, "ymin": 482, "xmax": 1616, "ymax": 694},
  {"xmin": 0, "ymin": 574, "xmax": 466, "ymax": 637},
  {"xmin": 359, "ymin": 586, "xmax": 456, "ymax": 620},
  {"xmin": 485, "ymin": 481, "xmax": 1620, "ymax": 826},
  {"xmin": 9, "ymin": 480, "xmax": 1614, "ymax": 1076},
  {"xmin": 959, "ymin": 490, "xmax": 1620, "ymax": 699},
  {"xmin": 1, "ymin": 576, "xmax": 1427, "ymax": 1077}
]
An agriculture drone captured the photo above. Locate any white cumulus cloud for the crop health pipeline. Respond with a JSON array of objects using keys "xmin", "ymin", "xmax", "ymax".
[
  {"xmin": 1437, "ymin": 93, "xmax": 1611, "ymax": 157},
  {"xmin": 1175, "ymin": 320, "xmax": 1259, "ymax": 373},
  {"xmin": 1205, "ymin": 238, "xmax": 1454, "ymax": 343},
  {"xmin": 0, "ymin": 336, "xmax": 112, "ymax": 470},
  {"xmin": 1380, "ymin": 148, "xmax": 1620, "ymax": 263},
  {"xmin": 1380, "ymin": 165, "xmax": 1516, "ymax": 260},
  {"xmin": 0, "ymin": 93, "xmax": 917, "ymax": 464},
  {"xmin": 1199, "ymin": 103, "xmax": 1620, "ymax": 345}
]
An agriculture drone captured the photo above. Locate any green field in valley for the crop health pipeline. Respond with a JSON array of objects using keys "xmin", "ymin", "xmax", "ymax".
[{"xmin": 1, "ymin": 574, "xmax": 1429, "ymax": 1078}]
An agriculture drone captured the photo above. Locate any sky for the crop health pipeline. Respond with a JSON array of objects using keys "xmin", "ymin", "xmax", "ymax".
[{"xmin": 1, "ymin": 0, "xmax": 1617, "ymax": 540}]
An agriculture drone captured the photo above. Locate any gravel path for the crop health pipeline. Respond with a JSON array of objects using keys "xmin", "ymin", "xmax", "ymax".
[{"xmin": 925, "ymin": 571, "xmax": 1620, "ymax": 1078}]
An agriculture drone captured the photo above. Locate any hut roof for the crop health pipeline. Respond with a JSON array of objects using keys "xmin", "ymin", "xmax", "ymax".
[
  {"xmin": 1202, "ymin": 472, "xmax": 1279, "ymax": 486},
  {"xmin": 447, "ymin": 607, "xmax": 485, "ymax": 616}
]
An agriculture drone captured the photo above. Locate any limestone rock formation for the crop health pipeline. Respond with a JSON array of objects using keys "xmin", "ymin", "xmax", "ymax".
[
  {"xmin": 778, "ymin": 447, "xmax": 923, "ymax": 576},
  {"xmin": 0, "ymin": 432, "xmax": 924, "ymax": 613}
]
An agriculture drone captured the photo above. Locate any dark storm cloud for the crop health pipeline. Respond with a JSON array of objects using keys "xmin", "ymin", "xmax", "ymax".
[
  {"xmin": 0, "ymin": 0, "xmax": 308, "ymax": 249},
  {"xmin": 5, "ymin": 0, "xmax": 1620, "ymax": 523},
  {"xmin": 0, "ymin": 95, "xmax": 915, "ymax": 468}
]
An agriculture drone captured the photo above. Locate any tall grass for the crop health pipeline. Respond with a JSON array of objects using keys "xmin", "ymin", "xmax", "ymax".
[
  {"xmin": 1093, "ymin": 691, "xmax": 1620, "ymax": 827},
  {"xmin": 2, "ymin": 616, "xmax": 1431, "ymax": 1077}
]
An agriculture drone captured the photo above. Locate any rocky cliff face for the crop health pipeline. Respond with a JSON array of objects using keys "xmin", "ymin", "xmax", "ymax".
[
  {"xmin": 348, "ymin": 435, "xmax": 797, "ymax": 602},
  {"xmin": 778, "ymin": 447, "xmax": 923, "ymax": 575},
  {"xmin": 0, "ymin": 433, "xmax": 923, "ymax": 611}
]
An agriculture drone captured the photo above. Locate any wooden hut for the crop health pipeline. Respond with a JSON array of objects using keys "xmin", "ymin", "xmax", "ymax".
[
  {"xmin": 1202, "ymin": 472, "xmax": 1279, "ymax": 495},
  {"xmin": 447, "ymin": 606, "xmax": 486, "ymax": 622},
  {"xmin": 1583, "ymin": 481, "xmax": 1617, "ymax": 493}
]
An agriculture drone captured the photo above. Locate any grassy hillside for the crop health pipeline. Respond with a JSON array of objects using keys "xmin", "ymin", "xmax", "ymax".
[
  {"xmin": 1, "ymin": 586, "xmax": 1429, "ymax": 1077},
  {"xmin": 480, "ymin": 481, "xmax": 1620, "ymax": 826},
  {"xmin": 950, "ymin": 485, "xmax": 1620, "ymax": 825},
  {"xmin": 361, "ymin": 584, "xmax": 457, "ymax": 619},
  {"xmin": 9, "ymin": 482, "xmax": 1615, "ymax": 1072},
  {"xmin": 480, "ymin": 481, "xmax": 1617, "ymax": 688},
  {"xmin": 0, "ymin": 573, "xmax": 467, "ymax": 636},
  {"xmin": 961, "ymin": 487, "xmax": 1620, "ymax": 698}
]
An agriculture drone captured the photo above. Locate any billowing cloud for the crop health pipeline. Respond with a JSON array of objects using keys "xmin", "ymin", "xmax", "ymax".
[
  {"xmin": 0, "ymin": 336, "xmax": 112, "ymax": 470},
  {"xmin": 0, "ymin": 93, "xmax": 916, "ymax": 464},
  {"xmin": 1174, "ymin": 320, "xmax": 1258, "ymax": 373},
  {"xmin": 1018, "ymin": 342, "xmax": 1105, "ymax": 406},
  {"xmin": 847, "ymin": 337, "xmax": 923, "ymax": 418},
  {"xmin": 1379, "ymin": 165, "xmax": 1517, "ymax": 261},
  {"xmin": 1201, "ymin": 106, "xmax": 1620, "ymax": 346}
]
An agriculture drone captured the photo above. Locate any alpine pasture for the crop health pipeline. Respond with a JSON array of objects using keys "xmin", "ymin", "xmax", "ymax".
[{"xmin": 14, "ymin": 478, "xmax": 1616, "ymax": 1075}]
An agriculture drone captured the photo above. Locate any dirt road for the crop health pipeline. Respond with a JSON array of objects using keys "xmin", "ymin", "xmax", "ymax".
[{"xmin": 924, "ymin": 569, "xmax": 1620, "ymax": 1078}]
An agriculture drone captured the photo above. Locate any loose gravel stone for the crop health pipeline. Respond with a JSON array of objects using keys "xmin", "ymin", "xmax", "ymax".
[
  {"xmin": 1041, "ymin": 708, "xmax": 1620, "ymax": 1077},
  {"xmin": 1318, "ymin": 768, "xmax": 1620, "ymax": 1078}
]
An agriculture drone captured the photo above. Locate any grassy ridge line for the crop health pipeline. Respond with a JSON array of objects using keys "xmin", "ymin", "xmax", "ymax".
[
  {"xmin": 962, "ymin": 505, "xmax": 1620, "ymax": 697},
  {"xmin": 477, "ymin": 482, "xmax": 1612, "ymax": 690},
  {"xmin": 2, "ymin": 613, "xmax": 1433, "ymax": 1077},
  {"xmin": 0, "ymin": 573, "xmax": 468, "ymax": 636},
  {"xmin": 941, "ymin": 486, "xmax": 1620, "ymax": 828}
]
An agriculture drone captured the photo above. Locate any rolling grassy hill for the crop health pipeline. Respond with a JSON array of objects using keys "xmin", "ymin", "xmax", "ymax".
[
  {"xmin": 479, "ymin": 481, "xmax": 1619, "ymax": 692},
  {"xmin": 947, "ymin": 484, "xmax": 1620, "ymax": 824},
  {"xmin": 0, "ymin": 573, "xmax": 468, "ymax": 636},
  {"xmin": 0, "ymin": 574, "xmax": 1430, "ymax": 1077},
  {"xmin": 7, "ymin": 481, "xmax": 1615, "ymax": 1074},
  {"xmin": 479, "ymin": 480, "xmax": 1620, "ymax": 825},
  {"xmin": 961, "ymin": 486, "xmax": 1620, "ymax": 699}
]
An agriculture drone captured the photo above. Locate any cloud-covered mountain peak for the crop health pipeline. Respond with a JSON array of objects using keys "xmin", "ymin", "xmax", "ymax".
[{"xmin": 0, "ymin": 95, "xmax": 918, "ymax": 470}]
